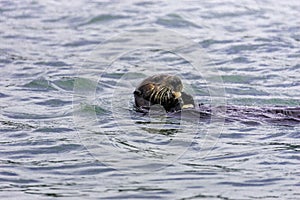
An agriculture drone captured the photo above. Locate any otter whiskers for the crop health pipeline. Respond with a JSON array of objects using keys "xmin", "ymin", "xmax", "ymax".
[{"xmin": 149, "ymin": 86, "xmax": 172, "ymax": 105}]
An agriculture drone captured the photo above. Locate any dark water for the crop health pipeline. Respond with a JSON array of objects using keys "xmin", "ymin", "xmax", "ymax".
[{"xmin": 1, "ymin": 0, "xmax": 300, "ymax": 199}]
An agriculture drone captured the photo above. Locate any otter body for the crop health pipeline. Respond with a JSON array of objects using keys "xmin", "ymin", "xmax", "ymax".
[{"xmin": 133, "ymin": 74, "xmax": 300, "ymax": 125}]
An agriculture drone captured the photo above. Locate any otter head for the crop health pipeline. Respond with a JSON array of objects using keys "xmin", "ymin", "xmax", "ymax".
[{"xmin": 133, "ymin": 75, "xmax": 186, "ymax": 112}]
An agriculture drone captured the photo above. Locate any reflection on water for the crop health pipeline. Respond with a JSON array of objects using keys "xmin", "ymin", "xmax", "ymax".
[{"xmin": 0, "ymin": 0, "xmax": 299, "ymax": 199}]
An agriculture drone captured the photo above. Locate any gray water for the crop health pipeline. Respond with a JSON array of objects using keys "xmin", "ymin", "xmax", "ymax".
[{"xmin": 1, "ymin": 0, "xmax": 300, "ymax": 199}]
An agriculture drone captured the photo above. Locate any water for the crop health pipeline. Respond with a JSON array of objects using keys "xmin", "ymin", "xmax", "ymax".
[{"xmin": 1, "ymin": 0, "xmax": 300, "ymax": 199}]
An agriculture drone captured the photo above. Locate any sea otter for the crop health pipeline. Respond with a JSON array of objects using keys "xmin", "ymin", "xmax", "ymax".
[
  {"xmin": 133, "ymin": 74, "xmax": 300, "ymax": 125},
  {"xmin": 133, "ymin": 74, "xmax": 194, "ymax": 112}
]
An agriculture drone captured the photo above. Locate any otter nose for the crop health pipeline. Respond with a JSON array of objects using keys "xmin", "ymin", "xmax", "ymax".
[{"xmin": 172, "ymin": 91, "xmax": 181, "ymax": 99}]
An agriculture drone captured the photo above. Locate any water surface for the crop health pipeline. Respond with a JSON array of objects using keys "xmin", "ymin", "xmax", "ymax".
[{"xmin": 0, "ymin": 0, "xmax": 299, "ymax": 199}]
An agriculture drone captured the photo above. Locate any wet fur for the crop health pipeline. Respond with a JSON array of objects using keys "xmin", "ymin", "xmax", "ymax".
[{"xmin": 134, "ymin": 75, "xmax": 194, "ymax": 112}]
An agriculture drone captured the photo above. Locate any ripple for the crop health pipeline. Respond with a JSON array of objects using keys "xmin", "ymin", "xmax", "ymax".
[
  {"xmin": 35, "ymin": 99, "xmax": 71, "ymax": 107},
  {"xmin": 23, "ymin": 77, "xmax": 56, "ymax": 91},
  {"xmin": 34, "ymin": 61, "xmax": 70, "ymax": 67},
  {"xmin": 0, "ymin": 120, "xmax": 34, "ymax": 131},
  {"xmin": 82, "ymin": 14, "xmax": 130, "ymax": 26},
  {"xmin": 156, "ymin": 13, "xmax": 202, "ymax": 28}
]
